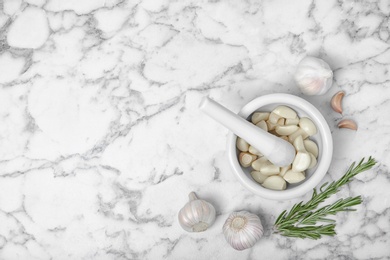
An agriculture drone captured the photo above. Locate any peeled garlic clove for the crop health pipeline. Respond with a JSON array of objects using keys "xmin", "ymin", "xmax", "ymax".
[
  {"xmin": 268, "ymin": 129, "xmax": 280, "ymax": 137},
  {"xmin": 223, "ymin": 211, "xmax": 263, "ymax": 251},
  {"xmin": 279, "ymin": 165, "xmax": 291, "ymax": 177},
  {"xmin": 256, "ymin": 120, "xmax": 268, "ymax": 131},
  {"xmin": 259, "ymin": 164, "xmax": 280, "ymax": 176},
  {"xmin": 251, "ymin": 157, "xmax": 269, "ymax": 171},
  {"xmin": 293, "ymin": 135, "xmax": 306, "ymax": 152},
  {"xmin": 178, "ymin": 192, "xmax": 216, "ymax": 232},
  {"xmin": 304, "ymin": 139, "xmax": 318, "ymax": 158},
  {"xmin": 251, "ymin": 112, "xmax": 270, "ymax": 124},
  {"xmin": 249, "ymin": 146, "xmax": 263, "ymax": 156},
  {"xmin": 272, "ymin": 105, "xmax": 297, "ymax": 119},
  {"xmin": 275, "ymin": 125, "xmax": 299, "ymax": 136},
  {"xmin": 288, "ymin": 128, "xmax": 309, "ymax": 142},
  {"xmin": 262, "ymin": 175, "xmax": 287, "ymax": 190},
  {"xmin": 292, "ymin": 151, "xmax": 311, "ymax": 172},
  {"xmin": 251, "ymin": 171, "xmax": 268, "ymax": 184},
  {"xmin": 239, "ymin": 152, "xmax": 257, "ymax": 167},
  {"xmin": 299, "ymin": 117, "xmax": 317, "ymax": 136},
  {"xmin": 331, "ymin": 91, "xmax": 345, "ymax": 114},
  {"xmin": 268, "ymin": 112, "xmax": 281, "ymax": 124},
  {"xmin": 280, "ymin": 136, "xmax": 289, "ymax": 142},
  {"xmin": 285, "ymin": 117, "xmax": 299, "ymax": 126},
  {"xmin": 236, "ymin": 137, "xmax": 249, "ymax": 152},
  {"xmin": 283, "ymin": 170, "xmax": 305, "ymax": 184},
  {"xmin": 308, "ymin": 153, "xmax": 317, "ymax": 169},
  {"xmin": 294, "ymin": 56, "xmax": 333, "ymax": 96},
  {"xmin": 277, "ymin": 118, "xmax": 285, "ymax": 126},
  {"xmin": 338, "ymin": 119, "xmax": 357, "ymax": 130},
  {"xmin": 266, "ymin": 121, "xmax": 277, "ymax": 131}
]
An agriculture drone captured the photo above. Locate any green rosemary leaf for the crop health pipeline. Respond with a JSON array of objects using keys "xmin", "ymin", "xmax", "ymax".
[{"xmin": 274, "ymin": 157, "xmax": 376, "ymax": 239}]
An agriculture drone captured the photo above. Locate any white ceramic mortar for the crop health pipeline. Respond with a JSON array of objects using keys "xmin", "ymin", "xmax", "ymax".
[{"xmin": 226, "ymin": 94, "xmax": 333, "ymax": 200}]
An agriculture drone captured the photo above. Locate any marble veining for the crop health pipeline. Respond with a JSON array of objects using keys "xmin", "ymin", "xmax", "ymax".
[{"xmin": 0, "ymin": 0, "xmax": 389, "ymax": 259}]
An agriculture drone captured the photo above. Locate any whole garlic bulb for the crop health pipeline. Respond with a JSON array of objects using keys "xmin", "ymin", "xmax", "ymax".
[
  {"xmin": 294, "ymin": 56, "xmax": 333, "ymax": 95},
  {"xmin": 178, "ymin": 192, "xmax": 216, "ymax": 232},
  {"xmin": 223, "ymin": 211, "xmax": 263, "ymax": 250}
]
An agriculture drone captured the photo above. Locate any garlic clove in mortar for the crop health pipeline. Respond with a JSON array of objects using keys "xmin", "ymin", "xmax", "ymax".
[
  {"xmin": 251, "ymin": 157, "xmax": 268, "ymax": 171},
  {"xmin": 262, "ymin": 175, "xmax": 287, "ymax": 190},
  {"xmin": 223, "ymin": 211, "xmax": 264, "ymax": 251},
  {"xmin": 285, "ymin": 117, "xmax": 299, "ymax": 126},
  {"xmin": 178, "ymin": 192, "xmax": 216, "ymax": 232},
  {"xmin": 294, "ymin": 56, "xmax": 333, "ymax": 96},
  {"xmin": 250, "ymin": 171, "xmax": 268, "ymax": 184},
  {"xmin": 236, "ymin": 137, "xmax": 249, "ymax": 152},
  {"xmin": 299, "ymin": 117, "xmax": 317, "ymax": 136},
  {"xmin": 292, "ymin": 152, "xmax": 311, "ymax": 172},
  {"xmin": 304, "ymin": 139, "xmax": 318, "ymax": 158},
  {"xmin": 308, "ymin": 153, "xmax": 317, "ymax": 169},
  {"xmin": 251, "ymin": 112, "xmax": 270, "ymax": 124},
  {"xmin": 275, "ymin": 125, "xmax": 299, "ymax": 136},
  {"xmin": 283, "ymin": 170, "xmax": 305, "ymax": 184},
  {"xmin": 249, "ymin": 145, "xmax": 263, "ymax": 156},
  {"xmin": 273, "ymin": 105, "xmax": 297, "ymax": 119},
  {"xmin": 255, "ymin": 120, "xmax": 268, "ymax": 131},
  {"xmin": 239, "ymin": 152, "xmax": 257, "ymax": 167}
]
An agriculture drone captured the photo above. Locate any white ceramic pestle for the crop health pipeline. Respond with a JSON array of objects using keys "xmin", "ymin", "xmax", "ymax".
[{"xmin": 199, "ymin": 97, "xmax": 296, "ymax": 167}]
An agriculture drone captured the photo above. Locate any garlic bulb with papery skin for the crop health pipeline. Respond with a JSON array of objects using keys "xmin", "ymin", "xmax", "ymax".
[
  {"xmin": 223, "ymin": 211, "xmax": 263, "ymax": 250},
  {"xmin": 294, "ymin": 56, "xmax": 333, "ymax": 95},
  {"xmin": 178, "ymin": 192, "xmax": 216, "ymax": 232}
]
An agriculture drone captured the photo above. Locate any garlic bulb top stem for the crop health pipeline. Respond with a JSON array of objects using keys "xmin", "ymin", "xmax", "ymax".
[{"xmin": 189, "ymin": 192, "xmax": 198, "ymax": 201}]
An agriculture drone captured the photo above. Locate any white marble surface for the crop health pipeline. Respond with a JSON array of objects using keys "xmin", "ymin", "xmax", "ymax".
[{"xmin": 0, "ymin": 0, "xmax": 390, "ymax": 259}]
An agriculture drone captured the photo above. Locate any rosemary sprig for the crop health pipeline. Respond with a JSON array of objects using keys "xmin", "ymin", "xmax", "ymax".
[{"xmin": 274, "ymin": 157, "xmax": 376, "ymax": 239}]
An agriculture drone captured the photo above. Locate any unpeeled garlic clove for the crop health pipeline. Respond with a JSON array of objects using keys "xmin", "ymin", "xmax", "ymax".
[
  {"xmin": 338, "ymin": 119, "xmax": 357, "ymax": 130},
  {"xmin": 331, "ymin": 91, "xmax": 345, "ymax": 114},
  {"xmin": 239, "ymin": 152, "xmax": 257, "ymax": 167}
]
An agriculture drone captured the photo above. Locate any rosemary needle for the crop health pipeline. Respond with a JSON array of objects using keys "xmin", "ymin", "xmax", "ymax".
[{"xmin": 274, "ymin": 157, "xmax": 376, "ymax": 239}]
